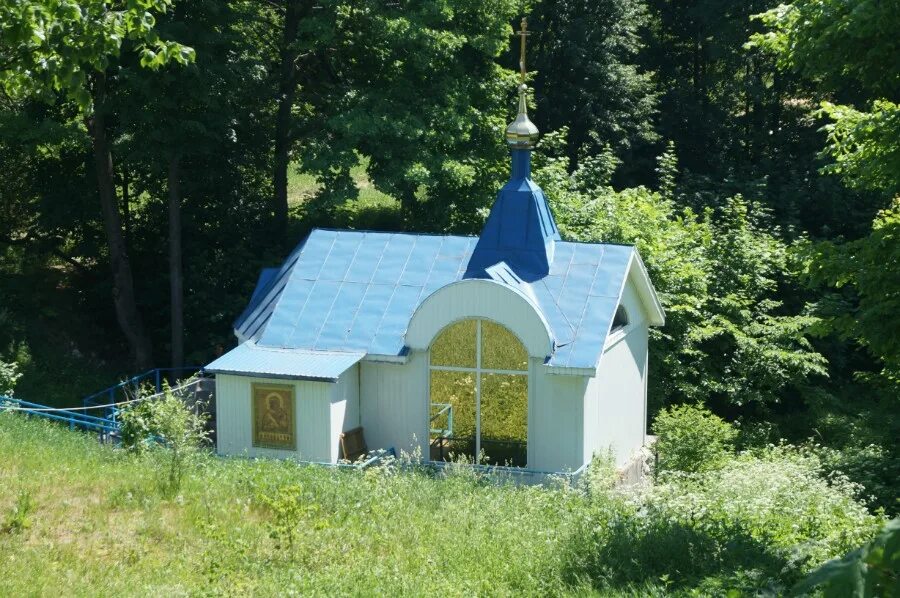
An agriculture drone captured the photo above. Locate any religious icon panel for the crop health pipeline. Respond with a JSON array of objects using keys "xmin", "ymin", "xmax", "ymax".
[{"xmin": 252, "ymin": 383, "xmax": 296, "ymax": 450}]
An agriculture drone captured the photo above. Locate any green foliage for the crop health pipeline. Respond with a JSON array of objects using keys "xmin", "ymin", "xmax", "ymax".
[
  {"xmin": 791, "ymin": 518, "xmax": 900, "ymax": 598},
  {"xmin": 0, "ymin": 359, "xmax": 20, "ymax": 397},
  {"xmin": 655, "ymin": 141, "xmax": 678, "ymax": 199},
  {"xmin": 291, "ymin": 0, "xmax": 519, "ymax": 232},
  {"xmin": 118, "ymin": 383, "xmax": 209, "ymax": 496},
  {"xmin": 818, "ymin": 101, "xmax": 900, "ymax": 196},
  {"xmin": 0, "ymin": 0, "xmax": 195, "ymax": 110},
  {"xmin": 652, "ymin": 403, "xmax": 737, "ymax": 474},
  {"xmin": 530, "ymin": 0, "xmax": 658, "ymax": 166},
  {"xmin": 0, "ymin": 414, "xmax": 883, "ymax": 595},
  {"xmin": 567, "ymin": 445, "xmax": 881, "ymax": 594},
  {"xmin": 800, "ymin": 199, "xmax": 900, "ymax": 388},
  {"xmin": 256, "ymin": 483, "xmax": 326, "ymax": 552},
  {"xmin": 749, "ymin": 0, "xmax": 899, "ymax": 100},
  {"xmin": 536, "ymin": 132, "xmax": 827, "ymax": 408}
]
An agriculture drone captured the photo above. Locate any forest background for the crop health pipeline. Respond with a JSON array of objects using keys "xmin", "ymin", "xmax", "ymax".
[{"xmin": 0, "ymin": 0, "xmax": 897, "ymax": 513}]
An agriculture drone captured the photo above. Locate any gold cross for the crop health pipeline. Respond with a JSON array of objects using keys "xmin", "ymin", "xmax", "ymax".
[{"xmin": 517, "ymin": 17, "xmax": 530, "ymax": 84}]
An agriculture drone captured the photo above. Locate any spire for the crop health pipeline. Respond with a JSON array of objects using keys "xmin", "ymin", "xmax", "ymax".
[
  {"xmin": 505, "ymin": 18, "xmax": 539, "ymax": 149},
  {"xmin": 464, "ymin": 16, "xmax": 560, "ymax": 283}
]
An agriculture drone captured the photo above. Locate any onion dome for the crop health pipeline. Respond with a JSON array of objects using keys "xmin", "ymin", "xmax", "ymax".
[{"xmin": 506, "ymin": 84, "xmax": 539, "ymax": 149}]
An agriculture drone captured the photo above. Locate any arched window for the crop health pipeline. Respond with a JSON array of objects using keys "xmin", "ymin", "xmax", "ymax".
[
  {"xmin": 612, "ymin": 305, "xmax": 629, "ymax": 330},
  {"xmin": 428, "ymin": 319, "xmax": 528, "ymax": 467}
]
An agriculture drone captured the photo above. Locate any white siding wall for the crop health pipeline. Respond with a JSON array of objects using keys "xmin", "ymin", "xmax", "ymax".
[
  {"xmin": 530, "ymin": 362, "xmax": 587, "ymax": 472},
  {"xmin": 329, "ymin": 364, "xmax": 361, "ymax": 461},
  {"xmin": 583, "ymin": 279, "xmax": 649, "ymax": 467},
  {"xmin": 359, "ymin": 351, "xmax": 429, "ymax": 458},
  {"xmin": 214, "ymin": 374, "xmax": 333, "ymax": 462}
]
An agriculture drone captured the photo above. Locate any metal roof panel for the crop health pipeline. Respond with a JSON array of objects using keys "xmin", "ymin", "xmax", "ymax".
[{"xmin": 205, "ymin": 342, "xmax": 363, "ymax": 382}]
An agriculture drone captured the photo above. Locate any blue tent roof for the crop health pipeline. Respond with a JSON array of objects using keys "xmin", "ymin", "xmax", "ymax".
[{"xmin": 229, "ymin": 228, "xmax": 644, "ymax": 370}]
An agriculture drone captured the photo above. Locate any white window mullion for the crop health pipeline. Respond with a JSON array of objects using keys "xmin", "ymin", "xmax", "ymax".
[{"xmin": 475, "ymin": 319, "xmax": 482, "ymax": 462}]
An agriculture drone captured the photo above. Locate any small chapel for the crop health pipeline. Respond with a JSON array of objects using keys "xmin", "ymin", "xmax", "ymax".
[{"xmin": 205, "ymin": 20, "xmax": 665, "ymax": 478}]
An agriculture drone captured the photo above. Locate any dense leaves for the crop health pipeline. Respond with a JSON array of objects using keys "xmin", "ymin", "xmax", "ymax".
[
  {"xmin": 0, "ymin": 0, "xmax": 194, "ymax": 109},
  {"xmin": 535, "ymin": 130, "xmax": 827, "ymax": 408}
]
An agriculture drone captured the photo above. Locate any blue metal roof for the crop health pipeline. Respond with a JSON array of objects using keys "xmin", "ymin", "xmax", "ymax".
[
  {"xmin": 204, "ymin": 341, "xmax": 364, "ymax": 382},
  {"xmin": 213, "ymin": 147, "xmax": 661, "ymax": 379},
  {"xmin": 227, "ymin": 228, "xmax": 637, "ymax": 370}
]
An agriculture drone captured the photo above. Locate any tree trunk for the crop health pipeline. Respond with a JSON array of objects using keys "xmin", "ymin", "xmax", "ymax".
[
  {"xmin": 121, "ymin": 161, "xmax": 130, "ymax": 249},
  {"xmin": 168, "ymin": 155, "xmax": 184, "ymax": 370},
  {"xmin": 272, "ymin": 1, "xmax": 302, "ymax": 236},
  {"xmin": 87, "ymin": 72, "xmax": 153, "ymax": 369}
]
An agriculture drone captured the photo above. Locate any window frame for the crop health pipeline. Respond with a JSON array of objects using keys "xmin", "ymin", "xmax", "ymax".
[{"xmin": 428, "ymin": 318, "xmax": 529, "ymax": 464}]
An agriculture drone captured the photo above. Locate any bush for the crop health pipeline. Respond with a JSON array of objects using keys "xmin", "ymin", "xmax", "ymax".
[
  {"xmin": 652, "ymin": 403, "xmax": 737, "ymax": 474},
  {"xmin": 0, "ymin": 359, "xmax": 20, "ymax": 397},
  {"xmin": 118, "ymin": 383, "xmax": 209, "ymax": 496},
  {"xmin": 534, "ymin": 132, "xmax": 828, "ymax": 410},
  {"xmin": 791, "ymin": 517, "xmax": 900, "ymax": 597},
  {"xmin": 567, "ymin": 445, "xmax": 882, "ymax": 593}
]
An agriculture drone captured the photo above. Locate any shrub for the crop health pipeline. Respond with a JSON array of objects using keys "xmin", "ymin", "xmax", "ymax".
[
  {"xmin": 118, "ymin": 383, "xmax": 209, "ymax": 496},
  {"xmin": 652, "ymin": 403, "xmax": 737, "ymax": 474},
  {"xmin": 0, "ymin": 359, "xmax": 20, "ymax": 397},
  {"xmin": 567, "ymin": 445, "xmax": 882, "ymax": 593},
  {"xmin": 791, "ymin": 517, "xmax": 900, "ymax": 597}
]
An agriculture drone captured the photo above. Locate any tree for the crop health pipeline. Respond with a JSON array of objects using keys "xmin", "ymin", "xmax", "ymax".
[
  {"xmin": 529, "ymin": 0, "xmax": 658, "ymax": 176},
  {"xmin": 534, "ymin": 130, "xmax": 827, "ymax": 410},
  {"xmin": 0, "ymin": 0, "xmax": 194, "ymax": 368},
  {"xmin": 112, "ymin": 0, "xmax": 259, "ymax": 368},
  {"xmin": 267, "ymin": 0, "xmax": 519, "ymax": 233},
  {"xmin": 751, "ymin": 0, "xmax": 900, "ymax": 389},
  {"xmin": 750, "ymin": 0, "xmax": 899, "ymax": 197}
]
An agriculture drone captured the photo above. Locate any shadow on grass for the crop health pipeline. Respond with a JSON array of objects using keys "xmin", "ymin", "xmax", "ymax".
[{"xmin": 563, "ymin": 514, "xmax": 792, "ymax": 594}]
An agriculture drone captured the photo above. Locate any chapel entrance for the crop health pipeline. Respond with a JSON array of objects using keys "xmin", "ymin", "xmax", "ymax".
[{"xmin": 428, "ymin": 318, "xmax": 528, "ymax": 467}]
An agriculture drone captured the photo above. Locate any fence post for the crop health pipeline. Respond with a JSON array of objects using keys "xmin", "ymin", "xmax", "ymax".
[{"xmin": 155, "ymin": 369, "xmax": 161, "ymax": 393}]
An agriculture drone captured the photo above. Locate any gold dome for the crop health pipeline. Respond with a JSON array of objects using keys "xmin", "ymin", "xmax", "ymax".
[{"xmin": 506, "ymin": 84, "xmax": 539, "ymax": 149}]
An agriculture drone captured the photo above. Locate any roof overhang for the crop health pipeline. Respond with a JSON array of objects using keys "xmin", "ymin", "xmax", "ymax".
[
  {"xmin": 628, "ymin": 251, "xmax": 665, "ymax": 327},
  {"xmin": 204, "ymin": 342, "xmax": 364, "ymax": 383}
]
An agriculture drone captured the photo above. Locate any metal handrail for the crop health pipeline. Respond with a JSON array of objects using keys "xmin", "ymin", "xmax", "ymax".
[
  {"xmin": 1, "ymin": 396, "xmax": 118, "ymax": 434},
  {"xmin": 429, "ymin": 402, "xmax": 453, "ymax": 437},
  {"xmin": 82, "ymin": 367, "xmax": 203, "ymax": 418}
]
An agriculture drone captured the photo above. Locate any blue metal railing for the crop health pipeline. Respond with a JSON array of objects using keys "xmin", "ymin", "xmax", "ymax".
[
  {"xmin": 0, "ymin": 367, "xmax": 203, "ymax": 441},
  {"xmin": 429, "ymin": 402, "xmax": 453, "ymax": 438},
  {"xmin": 0, "ymin": 396, "xmax": 119, "ymax": 439},
  {"xmin": 82, "ymin": 366, "xmax": 202, "ymax": 421}
]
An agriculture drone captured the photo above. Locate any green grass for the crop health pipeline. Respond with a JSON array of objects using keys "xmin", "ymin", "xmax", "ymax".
[
  {"xmin": 287, "ymin": 157, "xmax": 402, "ymax": 232},
  {"xmin": 0, "ymin": 414, "xmax": 591, "ymax": 596},
  {"xmin": 0, "ymin": 414, "xmax": 880, "ymax": 596}
]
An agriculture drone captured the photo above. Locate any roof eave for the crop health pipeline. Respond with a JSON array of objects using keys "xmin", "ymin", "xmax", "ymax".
[
  {"xmin": 203, "ymin": 367, "xmax": 340, "ymax": 383},
  {"xmin": 629, "ymin": 250, "xmax": 666, "ymax": 327}
]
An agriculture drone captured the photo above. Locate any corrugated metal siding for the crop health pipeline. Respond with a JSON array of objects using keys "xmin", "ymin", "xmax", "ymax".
[
  {"xmin": 587, "ymin": 281, "xmax": 649, "ymax": 467},
  {"xmin": 215, "ymin": 374, "xmax": 332, "ymax": 462},
  {"xmin": 530, "ymin": 364, "xmax": 586, "ymax": 472},
  {"xmin": 359, "ymin": 352, "xmax": 429, "ymax": 457},
  {"xmin": 329, "ymin": 364, "xmax": 360, "ymax": 461}
]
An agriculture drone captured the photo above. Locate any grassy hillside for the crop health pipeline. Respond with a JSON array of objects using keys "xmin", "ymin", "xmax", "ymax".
[{"xmin": 0, "ymin": 413, "xmax": 881, "ymax": 597}]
